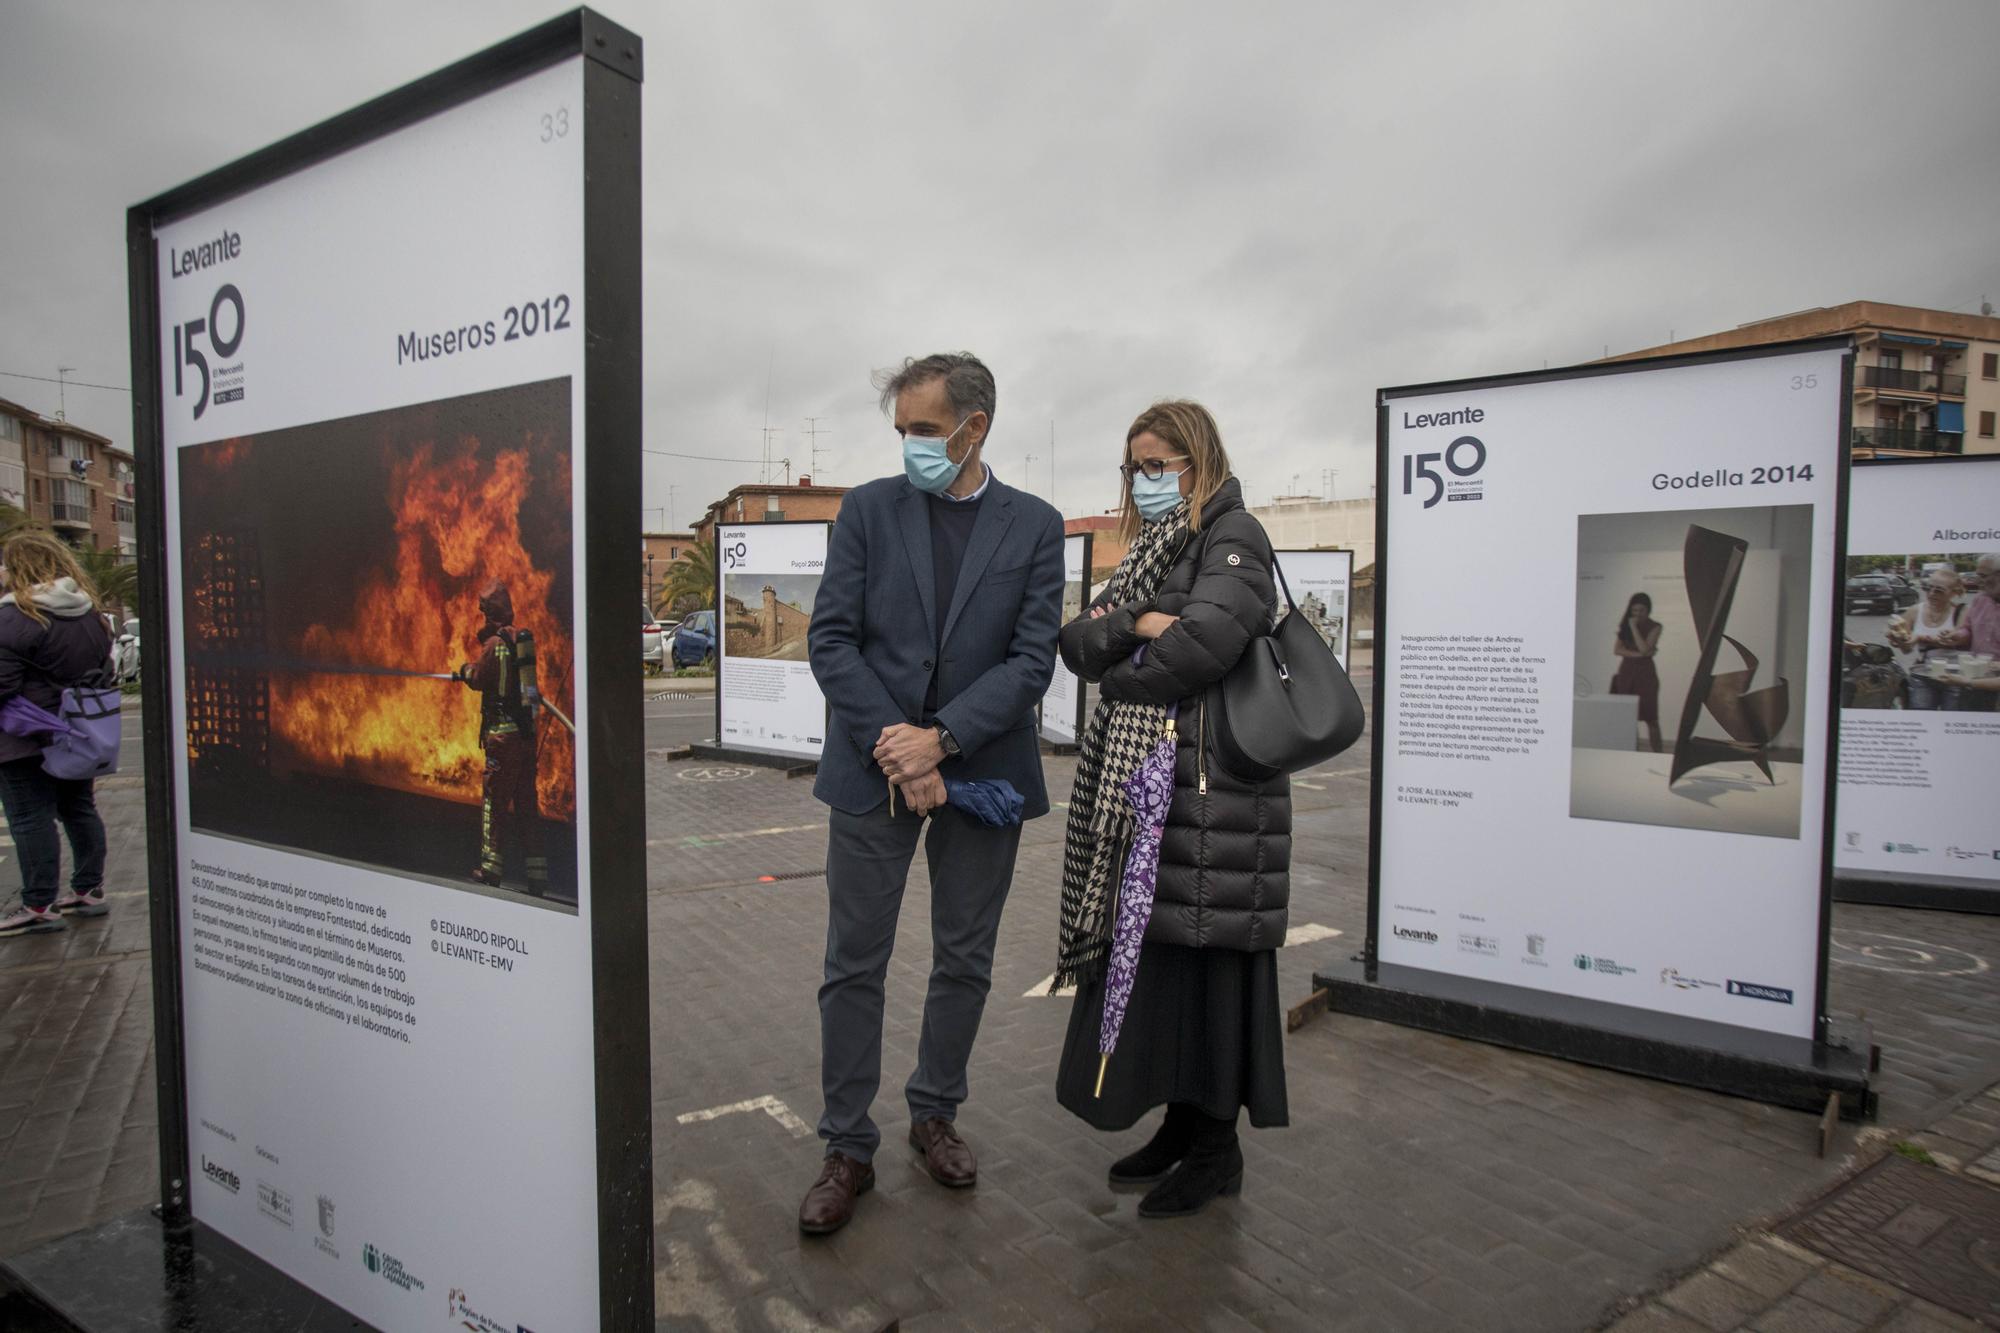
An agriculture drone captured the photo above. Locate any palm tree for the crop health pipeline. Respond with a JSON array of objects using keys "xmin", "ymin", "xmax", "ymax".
[
  {"xmin": 656, "ymin": 538, "xmax": 717, "ymax": 616},
  {"xmin": 74, "ymin": 545, "xmax": 139, "ymax": 615}
]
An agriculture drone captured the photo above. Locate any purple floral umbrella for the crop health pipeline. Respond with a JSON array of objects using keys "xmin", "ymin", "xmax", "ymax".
[{"xmin": 1095, "ymin": 713, "xmax": 1179, "ymax": 1097}]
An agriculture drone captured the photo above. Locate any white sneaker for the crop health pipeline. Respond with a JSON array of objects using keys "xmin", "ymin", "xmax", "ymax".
[
  {"xmin": 0, "ymin": 900, "xmax": 67, "ymax": 937},
  {"xmin": 54, "ymin": 888, "xmax": 109, "ymax": 917}
]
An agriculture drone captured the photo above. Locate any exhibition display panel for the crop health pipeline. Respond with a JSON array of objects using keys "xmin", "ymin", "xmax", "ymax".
[
  {"xmin": 713, "ymin": 520, "xmax": 833, "ymax": 762},
  {"xmin": 0, "ymin": 14, "xmax": 653, "ymax": 1332},
  {"xmin": 1834, "ymin": 454, "xmax": 2000, "ymax": 914},
  {"xmin": 1040, "ymin": 532, "xmax": 1093, "ymax": 745},
  {"xmin": 1315, "ymin": 339, "xmax": 1874, "ymax": 1117},
  {"xmin": 1273, "ymin": 548, "xmax": 1354, "ymax": 671}
]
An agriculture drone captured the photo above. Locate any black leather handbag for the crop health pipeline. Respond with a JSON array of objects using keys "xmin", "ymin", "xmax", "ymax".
[{"xmin": 1204, "ymin": 558, "xmax": 1365, "ymax": 780}]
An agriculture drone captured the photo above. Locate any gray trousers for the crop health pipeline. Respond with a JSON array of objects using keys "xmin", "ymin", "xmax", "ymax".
[{"xmin": 817, "ymin": 800, "xmax": 1022, "ymax": 1161}]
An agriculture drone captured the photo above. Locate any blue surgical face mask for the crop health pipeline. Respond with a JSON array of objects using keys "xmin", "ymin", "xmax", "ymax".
[
  {"xmin": 1132, "ymin": 468, "xmax": 1188, "ymax": 522},
  {"xmin": 902, "ymin": 417, "xmax": 973, "ymax": 495}
]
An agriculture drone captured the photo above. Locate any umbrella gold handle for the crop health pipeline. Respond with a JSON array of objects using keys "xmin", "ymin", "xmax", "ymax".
[{"xmin": 1094, "ymin": 1053, "xmax": 1108, "ymax": 1099}]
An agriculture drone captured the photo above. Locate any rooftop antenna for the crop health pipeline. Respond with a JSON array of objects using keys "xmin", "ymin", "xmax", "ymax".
[
  {"xmin": 55, "ymin": 367, "xmax": 75, "ymax": 422},
  {"xmin": 761, "ymin": 427, "xmax": 782, "ymax": 485},
  {"xmin": 1049, "ymin": 420, "xmax": 1057, "ymax": 511},
  {"xmin": 803, "ymin": 417, "xmax": 831, "ymax": 482},
  {"xmin": 761, "ymin": 345, "xmax": 776, "ymax": 483}
]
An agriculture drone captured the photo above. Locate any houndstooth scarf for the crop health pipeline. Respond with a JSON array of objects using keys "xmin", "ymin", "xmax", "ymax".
[{"xmin": 1053, "ymin": 499, "xmax": 1192, "ymax": 990}]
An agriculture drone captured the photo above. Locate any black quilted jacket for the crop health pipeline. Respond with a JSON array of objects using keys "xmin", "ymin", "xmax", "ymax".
[{"xmin": 1058, "ymin": 479, "xmax": 1291, "ymax": 952}]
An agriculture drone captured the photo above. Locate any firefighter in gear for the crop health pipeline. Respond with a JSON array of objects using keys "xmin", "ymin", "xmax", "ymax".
[{"xmin": 457, "ymin": 581, "xmax": 549, "ymax": 895}]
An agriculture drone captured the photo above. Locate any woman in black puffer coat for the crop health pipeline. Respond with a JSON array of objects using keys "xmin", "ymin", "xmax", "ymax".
[{"xmin": 1052, "ymin": 400, "xmax": 1288, "ymax": 1219}]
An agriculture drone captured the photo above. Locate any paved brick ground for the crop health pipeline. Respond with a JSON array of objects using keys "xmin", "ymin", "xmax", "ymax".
[
  {"xmin": 7, "ymin": 704, "xmax": 2000, "ymax": 1330},
  {"xmin": 1606, "ymin": 1083, "xmax": 2000, "ymax": 1332}
]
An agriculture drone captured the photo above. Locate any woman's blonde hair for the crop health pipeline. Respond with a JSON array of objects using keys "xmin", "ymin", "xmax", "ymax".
[
  {"xmin": 1116, "ymin": 400, "xmax": 1232, "ymax": 543},
  {"xmin": 2, "ymin": 529, "xmax": 102, "ymax": 625}
]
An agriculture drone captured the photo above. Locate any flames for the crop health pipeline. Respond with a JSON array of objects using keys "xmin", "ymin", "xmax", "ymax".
[{"xmin": 267, "ymin": 437, "xmax": 575, "ymax": 819}]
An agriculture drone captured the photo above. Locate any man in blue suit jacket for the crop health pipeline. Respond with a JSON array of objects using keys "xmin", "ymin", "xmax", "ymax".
[{"xmin": 799, "ymin": 352, "xmax": 1064, "ymax": 1235}]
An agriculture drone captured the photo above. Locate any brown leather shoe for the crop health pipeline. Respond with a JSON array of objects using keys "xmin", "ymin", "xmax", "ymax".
[
  {"xmin": 798, "ymin": 1152, "xmax": 874, "ymax": 1235},
  {"xmin": 909, "ymin": 1118, "xmax": 977, "ymax": 1188}
]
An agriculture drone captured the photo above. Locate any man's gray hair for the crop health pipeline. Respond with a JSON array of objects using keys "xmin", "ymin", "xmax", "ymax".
[
  {"xmin": 874, "ymin": 352, "xmax": 996, "ymax": 426},
  {"xmin": 1978, "ymin": 553, "xmax": 2000, "ymax": 572}
]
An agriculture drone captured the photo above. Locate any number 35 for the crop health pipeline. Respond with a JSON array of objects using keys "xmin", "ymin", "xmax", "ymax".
[
  {"xmin": 1789, "ymin": 373, "xmax": 1818, "ymax": 390},
  {"xmin": 540, "ymin": 108, "xmax": 568, "ymax": 142}
]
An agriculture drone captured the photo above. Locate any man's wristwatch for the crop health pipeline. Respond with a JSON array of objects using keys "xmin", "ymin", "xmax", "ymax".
[{"xmin": 935, "ymin": 724, "xmax": 961, "ymax": 758}]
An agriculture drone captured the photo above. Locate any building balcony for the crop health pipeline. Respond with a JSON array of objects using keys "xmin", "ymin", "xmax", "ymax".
[
  {"xmin": 1858, "ymin": 366, "xmax": 1938, "ymax": 393},
  {"xmin": 51, "ymin": 504, "xmax": 94, "ymax": 528},
  {"xmin": 1851, "ymin": 426, "xmax": 1963, "ymax": 455},
  {"xmin": 1939, "ymin": 372, "xmax": 1967, "ymax": 397}
]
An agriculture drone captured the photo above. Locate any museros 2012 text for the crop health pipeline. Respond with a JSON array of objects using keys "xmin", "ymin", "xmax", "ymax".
[{"xmin": 395, "ymin": 293, "xmax": 572, "ymax": 366}]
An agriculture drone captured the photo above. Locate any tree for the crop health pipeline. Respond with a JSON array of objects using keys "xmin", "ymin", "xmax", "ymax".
[
  {"xmin": 657, "ymin": 538, "xmax": 717, "ymax": 615},
  {"xmin": 74, "ymin": 545, "xmax": 139, "ymax": 614}
]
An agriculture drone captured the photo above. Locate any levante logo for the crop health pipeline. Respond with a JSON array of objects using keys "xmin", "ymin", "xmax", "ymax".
[
  {"xmin": 1401, "ymin": 426, "xmax": 1488, "ymax": 509},
  {"xmin": 172, "ymin": 282, "xmax": 247, "ymax": 422}
]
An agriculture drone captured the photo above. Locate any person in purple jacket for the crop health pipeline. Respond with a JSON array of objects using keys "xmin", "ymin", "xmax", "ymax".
[{"xmin": 0, "ymin": 531, "xmax": 113, "ymax": 937}]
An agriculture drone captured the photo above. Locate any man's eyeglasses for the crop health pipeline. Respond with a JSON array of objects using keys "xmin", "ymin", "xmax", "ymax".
[{"xmin": 1119, "ymin": 455, "xmax": 1190, "ymax": 481}]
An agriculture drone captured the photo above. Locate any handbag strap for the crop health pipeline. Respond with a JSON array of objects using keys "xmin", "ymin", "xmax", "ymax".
[
  {"xmin": 1271, "ymin": 556, "xmax": 1298, "ymax": 616},
  {"xmin": 1195, "ymin": 514, "xmax": 1297, "ymax": 617}
]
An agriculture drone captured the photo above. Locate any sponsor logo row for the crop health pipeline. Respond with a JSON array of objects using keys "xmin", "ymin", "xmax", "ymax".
[
  {"xmin": 199, "ymin": 1129, "xmax": 537, "ymax": 1331},
  {"xmin": 1390, "ymin": 913, "xmax": 1793, "ymax": 1005}
]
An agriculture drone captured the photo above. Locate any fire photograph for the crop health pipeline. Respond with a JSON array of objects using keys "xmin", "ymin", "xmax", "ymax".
[{"xmin": 177, "ymin": 377, "xmax": 578, "ymax": 911}]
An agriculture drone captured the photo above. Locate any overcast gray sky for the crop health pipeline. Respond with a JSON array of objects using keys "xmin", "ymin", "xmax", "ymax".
[{"xmin": 3, "ymin": 0, "xmax": 1997, "ymax": 527}]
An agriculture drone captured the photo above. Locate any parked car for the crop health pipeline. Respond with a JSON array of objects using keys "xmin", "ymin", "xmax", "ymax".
[
  {"xmin": 642, "ymin": 605, "xmax": 665, "ymax": 676},
  {"xmin": 670, "ymin": 609, "xmax": 717, "ymax": 669},
  {"xmin": 1884, "ymin": 573, "xmax": 1920, "ymax": 608},
  {"xmin": 112, "ymin": 618, "xmax": 141, "ymax": 685},
  {"xmin": 1844, "ymin": 575, "xmax": 1899, "ymax": 616}
]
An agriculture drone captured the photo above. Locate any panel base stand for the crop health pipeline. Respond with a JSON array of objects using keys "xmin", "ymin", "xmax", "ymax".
[
  {"xmin": 1833, "ymin": 870, "xmax": 2000, "ymax": 916},
  {"xmin": 688, "ymin": 742, "xmax": 818, "ymax": 776},
  {"xmin": 1312, "ymin": 960, "xmax": 1875, "ymax": 1120},
  {"xmin": 0, "ymin": 1209, "xmax": 373, "ymax": 1332}
]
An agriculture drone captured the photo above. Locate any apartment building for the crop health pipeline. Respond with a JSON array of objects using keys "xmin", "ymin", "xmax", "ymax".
[
  {"xmin": 1609, "ymin": 300, "xmax": 2000, "ymax": 457},
  {"xmin": 0, "ymin": 397, "xmax": 137, "ymax": 553},
  {"xmin": 692, "ymin": 478, "xmax": 849, "ymax": 545}
]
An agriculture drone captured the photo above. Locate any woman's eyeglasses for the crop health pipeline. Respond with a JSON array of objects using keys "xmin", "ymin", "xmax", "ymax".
[{"xmin": 1119, "ymin": 455, "xmax": 1190, "ymax": 481}]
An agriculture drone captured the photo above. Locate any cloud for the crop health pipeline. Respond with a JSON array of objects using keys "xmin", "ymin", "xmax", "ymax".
[{"xmin": 4, "ymin": 0, "xmax": 1997, "ymax": 526}]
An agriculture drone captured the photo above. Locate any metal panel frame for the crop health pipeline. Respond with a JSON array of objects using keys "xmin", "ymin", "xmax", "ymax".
[{"xmin": 123, "ymin": 10, "xmax": 651, "ymax": 1326}]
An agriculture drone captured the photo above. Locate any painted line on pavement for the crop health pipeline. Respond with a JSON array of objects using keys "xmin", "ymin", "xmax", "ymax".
[
  {"xmin": 647, "ymin": 822, "xmax": 823, "ymax": 849},
  {"xmin": 1025, "ymin": 922, "xmax": 1344, "ymax": 996},
  {"xmin": 676, "ymin": 1095, "xmax": 814, "ymax": 1139}
]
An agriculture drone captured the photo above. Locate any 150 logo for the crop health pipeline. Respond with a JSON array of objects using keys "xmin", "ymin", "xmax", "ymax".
[
  {"xmin": 1403, "ymin": 435, "xmax": 1486, "ymax": 508},
  {"xmin": 172, "ymin": 283, "xmax": 246, "ymax": 421}
]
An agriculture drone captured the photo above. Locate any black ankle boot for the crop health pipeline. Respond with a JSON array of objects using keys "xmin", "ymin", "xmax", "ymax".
[
  {"xmin": 1108, "ymin": 1105, "xmax": 1195, "ymax": 1186},
  {"xmin": 1138, "ymin": 1114, "xmax": 1243, "ymax": 1219}
]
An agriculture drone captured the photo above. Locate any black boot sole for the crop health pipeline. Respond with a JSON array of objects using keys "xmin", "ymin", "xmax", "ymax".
[{"xmin": 1137, "ymin": 1169, "xmax": 1243, "ymax": 1219}]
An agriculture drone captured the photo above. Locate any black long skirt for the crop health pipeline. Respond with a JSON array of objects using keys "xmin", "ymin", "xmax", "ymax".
[{"xmin": 1055, "ymin": 941, "xmax": 1289, "ymax": 1131}]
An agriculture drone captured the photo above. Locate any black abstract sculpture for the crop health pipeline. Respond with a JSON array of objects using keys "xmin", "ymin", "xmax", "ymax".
[{"xmin": 1669, "ymin": 523, "xmax": 1789, "ymax": 785}]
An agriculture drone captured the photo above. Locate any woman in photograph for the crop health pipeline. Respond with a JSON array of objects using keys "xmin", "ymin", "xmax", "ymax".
[
  {"xmin": 1051, "ymin": 400, "xmax": 1289, "ymax": 1220},
  {"xmin": 1885, "ymin": 569, "xmax": 1964, "ymax": 710},
  {"xmin": 0, "ymin": 531, "xmax": 114, "ymax": 938},
  {"xmin": 1610, "ymin": 592, "xmax": 1664, "ymax": 753}
]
